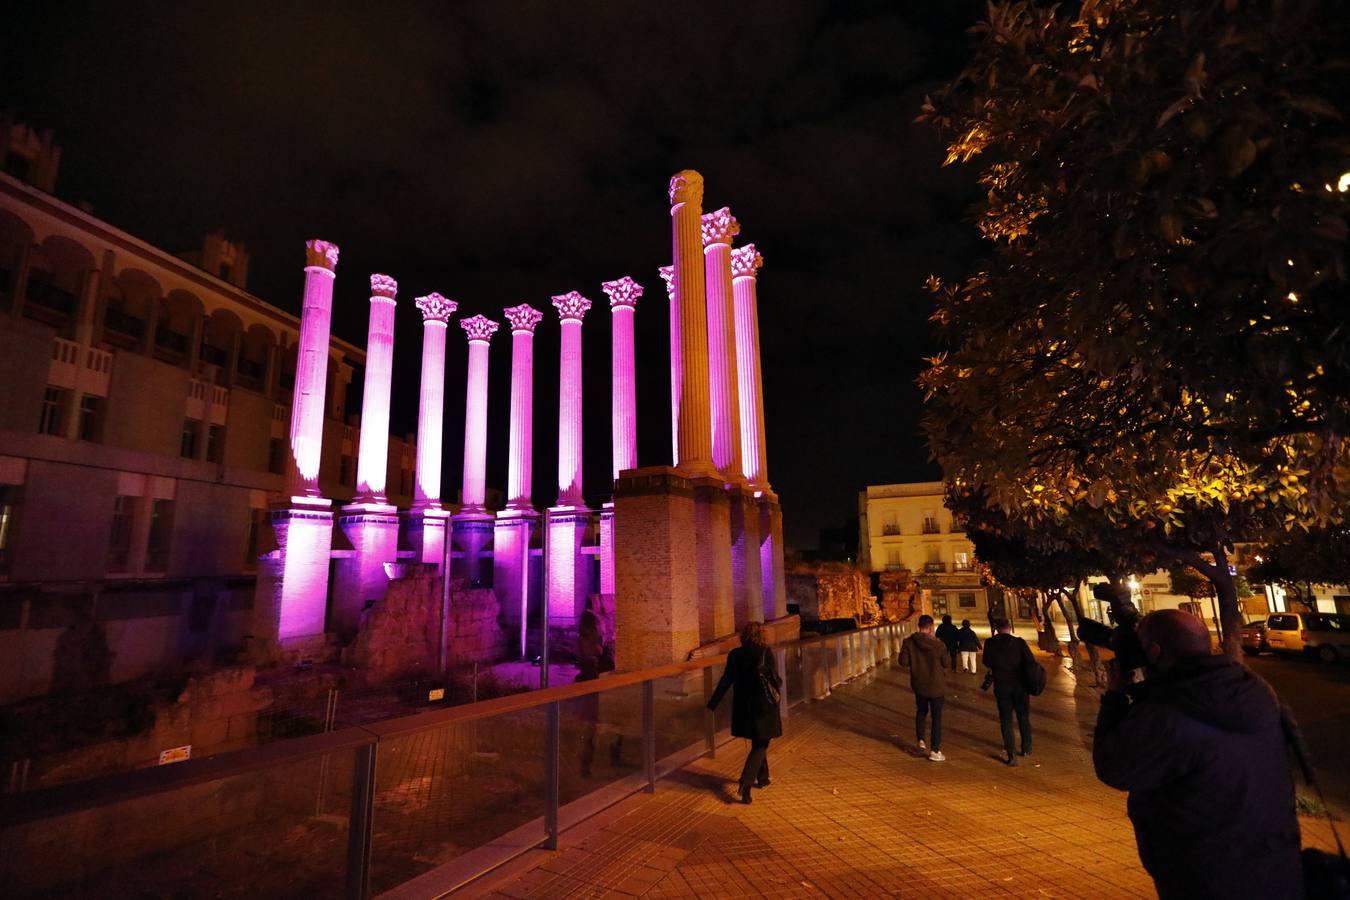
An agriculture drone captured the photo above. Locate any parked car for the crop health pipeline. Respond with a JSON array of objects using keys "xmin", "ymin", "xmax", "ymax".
[
  {"xmin": 1264, "ymin": 612, "xmax": 1350, "ymax": 662},
  {"xmin": 1240, "ymin": 618, "xmax": 1270, "ymax": 655}
]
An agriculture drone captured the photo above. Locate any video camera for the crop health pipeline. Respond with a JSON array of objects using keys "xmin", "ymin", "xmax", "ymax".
[{"xmin": 1077, "ymin": 583, "xmax": 1147, "ymax": 674}]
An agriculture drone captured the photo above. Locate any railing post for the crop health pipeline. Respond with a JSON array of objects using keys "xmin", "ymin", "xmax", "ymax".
[
  {"xmin": 775, "ymin": 647, "xmax": 788, "ymax": 722},
  {"xmin": 642, "ymin": 680, "xmax": 655, "ymax": 794},
  {"xmin": 545, "ymin": 701, "xmax": 560, "ymax": 849},
  {"xmin": 345, "ymin": 742, "xmax": 376, "ymax": 900},
  {"xmin": 702, "ymin": 667, "xmax": 716, "ymax": 757},
  {"xmin": 835, "ymin": 635, "xmax": 845, "ymax": 685}
]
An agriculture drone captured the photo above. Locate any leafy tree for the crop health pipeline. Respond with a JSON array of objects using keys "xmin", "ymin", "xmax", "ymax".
[
  {"xmin": 1249, "ymin": 526, "xmax": 1350, "ymax": 609},
  {"xmin": 918, "ymin": 0, "xmax": 1350, "ymax": 656}
]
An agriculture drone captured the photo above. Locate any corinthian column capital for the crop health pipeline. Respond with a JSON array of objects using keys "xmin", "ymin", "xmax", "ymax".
[
  {"xmin": 461, "ymin": 314, "xmax": 499, "ymax": 343},
  {"xmin": 668, "ymin": 169, "xmax": 704, "ymax": 206},
  {"xmin": 601, "ymin": 276, "xmax": 643, "ymax": 309},
  {"xmin": 700, "ymin": 207, "xmax": 740, "ymax": 248},
  {"xmin": 503, "ymin": 303, "xmax": 544, "ymax": 334},
  {"xmin": 658, "ymin": 265, "xmax": 675, "ymax": 299},
  {"xmin": 551, "ymin": 291, "xmax": 592, "ymax": 323},
  {"xmin": 305, "ymin": 239, "xmax": 340, "ymax": 273},
  {"xmin": 415, "ymin": 292, "xmax": 458, "ymax": 323},
  {"xmin": 731, "ymin": 244, "xmax": 764, "ymax": 279},
  {"xmin": 369, "ymin": 273, "xmax": 398, "ymax": 301}
]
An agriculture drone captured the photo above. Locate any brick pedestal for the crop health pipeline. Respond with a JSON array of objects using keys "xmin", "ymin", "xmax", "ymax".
[
  {"xmin": 403, "ymin": 508, "xmax": 449, "ymax": 572},
  {"xmin": 494, "ymin": 509, "xmax": 538, "ymax": 658},
  {"xmin": 451, "ymin": 511, "xmax": 494, "ymax": 585},
  {"xmin": 333, "ymin": 504, "xmax": 399, "ymax": 642},
  {"xmin": 729, "ymin": 485, "xmax": 764, "ymax": 629},
  {"xmin": 254, "ymin": 503, "xmax": 334, "ymax": 651},
  {"xmin": 693, "ymin": 476, "xmax": 734, "ymax": 643},
  {"xmin": 759, "ymin": 494, "xmax": 788, "ymax": 619}
]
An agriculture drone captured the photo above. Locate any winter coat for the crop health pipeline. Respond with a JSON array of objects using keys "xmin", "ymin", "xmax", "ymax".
[
  {"xmin": 898, "ymin": 632, "xmax": 949, "ymax": 698},
  {"xmin": 983, "ymin": 633, "xmax": 1033, "ymax": 692},
  {"xmin": 708, "ymin": 644, "xmax": 783, "ymax": 742},
  {"xmin": 1093, "ymin": 656, "xmax": 1303, "ymax": 899},
  {"xmin": 956, "ymin": 626, "xmax": 981, "ymax": 652},
  {"xmin": 934, "ymin": 620, "xmax": 959, "ymax": 650}
]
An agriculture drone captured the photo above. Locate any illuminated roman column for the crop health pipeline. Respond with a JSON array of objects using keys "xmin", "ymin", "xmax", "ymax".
[
  {"xmin": 354, "ymin": 274, "xmax": 398, "ymax": 503},
  {"xmin": 602, "ymin": 276, "xmax": 642, "ymax": 481},
  {"xmin": 702, "ymin": 207, "xmax": 744, "ymax": 481},
  {"xmin": 496, "ymin": 303, "xmax": 543, "ymax": 656},
  {"xmin": 599, "ymin": 276, "xmax": 642, "ymax": 596},
  {"xmin": 334, "ymin": 273, "xmax": 401, "ymax": 640},
  {"xmin": 287, "ymin": 239, "xmax": 340, "ymax": 501},
  {"xmin": 668, "ymin": 170, "xmax": 715, "ymax": 477},
  {"xmin": 732, "ymin": 244, "xmax": 770, "ymax": 491},
  {"xmin": 548, "ymin": 290, "xmax": 592, "ymax": 633},
  {"xmin": 453, "ymin": 314, "xmax": 498, "ymax": 584},
  {"xmin": 659, "ymin": 264, "xmax": 680, "ymax": 466},
  {"xmin": 552, "ymin": 291, "xmax": 591, "ymax": 505},
  {"xmin": 405, "ymin": 292, "xmax": 457, "ymax": 570}
]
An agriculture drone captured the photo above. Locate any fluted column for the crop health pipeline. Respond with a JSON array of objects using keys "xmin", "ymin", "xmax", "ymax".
[
  {"xmin": 552, "ymin": 291, "xmax": 591, "ymax": 506},
  {"xmin": 602, "ymin": 276, "xmax": 642, "ymax": 481},
  {"xmin": 668, "ymin": 170, "xmax": 715, "ymax": 476},
  {"xmin": 732, "ymin": 245, "xmax": 770, "ymax": 491},
  {"xmin": 503, "ymin": 303, "xmax": 543, "ymax": 509},
  {"xmin": 659, "ymin": 265, "xmax": 679, "ymax": 466},
  {"xmin": 412, "ymin": 293, "xmax": 457, "ymax": 510},
  {"xmin": 459, "ymin": 315, "xmax": 498, "ymax": 511},
  {"xmin": 287, "ymin": 239, "xmax": 340, "ymax": 501},
  {"xmin": 354, "ymin": 274, "xmax": 398, "ymax": 504},
  {"xmin": 702, "ymin": 208, "xmax": 744, "ymax": 481}
]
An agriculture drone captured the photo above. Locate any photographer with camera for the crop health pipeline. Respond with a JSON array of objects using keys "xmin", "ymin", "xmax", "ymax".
[{"xmin": 1092, "ymin": 609, "xmax": 1303, "ymax": 899}]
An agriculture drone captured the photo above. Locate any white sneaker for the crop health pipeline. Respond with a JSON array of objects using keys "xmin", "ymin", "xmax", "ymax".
[
  {"xmin": 918, "ymin": 740, "xmax": 926, "ymax": 752},
  {"xmin": 928, "ymin": 751, "xmax": 946, "ymax": 762}
]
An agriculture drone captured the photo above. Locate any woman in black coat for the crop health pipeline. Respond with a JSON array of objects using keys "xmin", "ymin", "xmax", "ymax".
[{"xmin": 707, "ymin": 621, "xmax": 783, "ymax": 804}]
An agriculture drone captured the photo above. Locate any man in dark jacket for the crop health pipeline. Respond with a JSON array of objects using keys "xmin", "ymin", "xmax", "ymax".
[
  {"xmin": 935, "ymin": 614, "xmax": 960, "ymax": 671},
  {"xmin": 1093, "ymin": 610, "xmax": 1302, "ymax": 899},
  {"xmin": 982, "ymin": 617, "xmax": 1034, "ymax": 765},
  {"xmin": 899, "ymin": 615, "xmax": 950, "ymax": 761}
]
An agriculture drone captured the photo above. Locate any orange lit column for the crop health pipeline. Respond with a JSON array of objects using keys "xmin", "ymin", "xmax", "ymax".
[
  {"xmin": 668, "ymin": 170, "xmax": 715, "ymax": 477},
  {"xmin": 701, "ymin": 207, "xmax": 744, "ymax": 482}
]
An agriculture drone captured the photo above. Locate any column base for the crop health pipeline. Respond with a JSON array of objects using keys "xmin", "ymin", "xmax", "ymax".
[
  {"xmin": 546, "ymin": 505, "xmax": 592, "ymax": 642},
  {"xmin": 494, "ymin": 508, "xmax": 539, "ymax": 659},
  {"xmin": 254, "ymin": 504, "xmax": 335, "ymax": 652},
  {"xmin": 451, "ymin": 510, "xmax": 495, "ymax": 586},
  {"xmin": 403, "ymin": 507, "xmax": 450, "ymax": 572},
  {"xmin": 333, "ymin": 504, "xmax": 400, "ymax": 642}
]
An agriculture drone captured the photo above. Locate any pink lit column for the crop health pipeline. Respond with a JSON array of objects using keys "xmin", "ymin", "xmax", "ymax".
[
  {"xmin": 256, "ymin": 239, "xmax": 340, "ymax": 653},
  {"xmin": 599, "ymin": 276, "xmax": 643, "ymax": 596},
  {"xmin": 701, "ymin": 208, "xmax": 744, "ymax": 482},
  {"xmin": 496, "ymin": 304, "xmax": 544, "ymax": 656},
  {"xmin": 405, "ymin": 292, "xmax": 457, "ymax": 570},
  {"xmin": 732, "ymin": 245, "xmax": 770, "ymax": 491},
  {"xmin": 335, "ymin": 274, "xmax": 401, "ymax": 640},
  {"xmin": 668, "ymin": 171, "xmax": 715, "ymax": 477},
  {"xmin": 659, "ymin": 265, "xmax": 680, "ymax": 466},
  {"xmin": 548, "ymin": 291, "xmax": 592, "ymax": 632},
  {"xmin": 452, "ymin": 315, "xmax": 498, "ymax": 584}
]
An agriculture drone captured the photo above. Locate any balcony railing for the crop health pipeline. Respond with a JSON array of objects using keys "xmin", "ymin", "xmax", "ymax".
[
  {"xmin": 881, "ymin": 524, "xmax": 900, "ymax": 536},
  {"xmin": 102, "ymin": 307, "xmax": 144, "ymax": 342},
  {"xmin": 924, "ymin": 562, "xmax": 947, "ymax": 573},
  {"xmin": 921, "ymin": 521, "xmax": 941, "ymax": 535},
  {"xmin": 0, "ymin": 621, "xmax": 912, "ymax": 899}
]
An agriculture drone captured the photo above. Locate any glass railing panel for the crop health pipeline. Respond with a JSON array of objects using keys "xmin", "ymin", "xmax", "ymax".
[
  {"xmin": 651, "ymin": 671, "xmax": 712, "ymax": 762},
  {"xmin": 558, "ymin": 681, "xmax": 642, "ymax": 808}
]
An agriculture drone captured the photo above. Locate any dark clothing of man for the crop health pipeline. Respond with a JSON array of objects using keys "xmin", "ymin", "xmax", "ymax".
[
  {"xmin": 935, "ymin": 620, "xmax": 960, "ymax": 670},
  {"xmin": 1093, "ymin": 656, "xmax": 1303, "ymax": 899},
  {"xmin": 984, "ymin": 632, "xmax": 1035, "ymax": 755},
  {"xmin": 899, "ymin": 632, "xmax": 949, "ymax": 698},
  {"xmin": 956, "ymin": 625, "xmax": 981, "ymax": 652},
  {"xmin": 915, "ymin": 694, "xmax": 944, "ymax": 751}
]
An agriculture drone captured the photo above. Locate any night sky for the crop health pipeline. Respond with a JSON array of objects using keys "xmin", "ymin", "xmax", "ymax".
[{"xmin": 2, "ymin": 1, "xmax": 982, "ymax": 549}]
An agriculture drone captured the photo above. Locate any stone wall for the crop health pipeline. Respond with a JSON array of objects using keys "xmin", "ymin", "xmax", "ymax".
[
  {"xmin": 788, "ymin": 562, "xmax": 880, "ymax": 623},
  {"xmin": 876, "ymin": 569, "xmax": 926, "ymax": 622}
]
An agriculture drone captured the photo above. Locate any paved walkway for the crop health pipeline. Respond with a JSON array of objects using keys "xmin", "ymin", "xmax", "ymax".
[{"xmin": 462, "ymin": 654, "xmax": 1342, "ymax": 899}]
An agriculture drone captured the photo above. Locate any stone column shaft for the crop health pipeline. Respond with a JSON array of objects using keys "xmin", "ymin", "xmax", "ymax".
[
  {"xmin": 602, "ymin": 276, "xmax": 643, "ymax": 481},
  {"xmin": 459, "ymin": 315, "xmax": 498, "ymax": 510},
  {"xmin": 355, "ymin": 274, "xmax": 397, "ymax": 503},
  {"xmin": 733, "ymin": 245, "xmax": 770, "ymax": 490},
  {"xmin": 412, "ymin": 293, "xmax": 457, "ymax": 509},
  {"xmin": 702, "ymin": 208, "xmax": 743, "ymax": 480},
  {"xmin": 286, "ymin": 240, "xmax": 339, "ymax": 501},
  {"xmin": 668, "ymin": 170, "xmax": 715, "ymax": 476},
  {"xmin": 553, "ymin": 291, "xmax": 592, "ymax": 506},
  {"xmin": 504, "ymin": 304, "xmax": 543, "ymax": 509}
]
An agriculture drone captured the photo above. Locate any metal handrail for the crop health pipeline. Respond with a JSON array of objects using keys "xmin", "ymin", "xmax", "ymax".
[{"xmin": 1, "ymin": 619, "xmax": 911, "ymax": 899}]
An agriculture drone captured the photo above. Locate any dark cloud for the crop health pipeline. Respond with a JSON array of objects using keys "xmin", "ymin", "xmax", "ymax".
[{"xmin": 2, "ymin": 0, "xmax": 983, "ymax": 548}]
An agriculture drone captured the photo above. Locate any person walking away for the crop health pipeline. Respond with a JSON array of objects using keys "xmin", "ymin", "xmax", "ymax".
[
  {"xmin": 982, "ymin": 617, "xmax": 1034, "ymax": 765},
  {"xmin": 707, "ymin": 621, "xmax": 783, "ymax": 804},
  {"xmin": 957, "ymin": 619, "xmax": 981, "ymax": 674},
  {"xmin": 899, "ymin": 614, "xmax": 950, "ymax": 761},
  {"xmin": 1093, "ymin": 610, "xmax": 1303, "ymax": 899},
  {"xmin": 935, "ymin": 614, "xmax": 960, "ymax": 672}
]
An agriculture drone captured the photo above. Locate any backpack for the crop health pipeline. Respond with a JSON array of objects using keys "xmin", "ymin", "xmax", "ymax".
[
  {"xmin": 757, "ymin": 647, "xmax": 782, "ymax": 710},
  {"xmin": 1022, "ymin": 644, "xmax": 1047, "ymax": 696}
]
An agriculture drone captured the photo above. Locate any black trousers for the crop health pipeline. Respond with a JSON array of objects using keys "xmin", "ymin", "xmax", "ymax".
[
  {"xmin": 739, "ymin": 738, "xmax": 770, "ymax": 789},
  {"xmin": 995, "ymin": 687, "xmax": 1032, "ymax": 755},
  {"xmin": 915, "ymin": 694, "xmax": 944, "ymax": 751}
]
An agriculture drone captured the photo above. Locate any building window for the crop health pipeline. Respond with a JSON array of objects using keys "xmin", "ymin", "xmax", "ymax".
[
  {"xmin": 181, "ymin": 419, "xmax": 199, "ymax": 459},
  {"xmin": 39, "ymin": 387, "xmax": 68, "ymax": 436},
  {"xmin": 267, "ymin": 437, "xmax": 285, "ymax": 475},
  {"xmin": 922, "ymin": 511, "xmax": 940, "ymax": 534},
  {"xmin": 108, "ymin": 495, "xmax": 136, "ymax": 573},
  {"xmin": 145, "ymin": 500, "xmax": 174, "ymax": 572},
  {"xmin": 245, "ymin": 508, "xmax": 268, "ymax": 569},
  {"xmin": 339, "ymin": 454, "xmax": 353, "ymax": 486},
  {"xmin": 953, "ymin": 551, "xmax": 971, "ymax": 572},
  {"xmin": 77, "ymin": 395, "xmax": 103, "ymax": 442},
  {"xmin": 882, "ymin": 514, "xmax": 899, "ymax": 536},
  {"xmin": 924, "ymin": 545, "xmax": 944, "ymax": 573},
  {"xmin": 885, "ymin": 548, "xmax": 902, "ymax": 570},
  {"xmin": 0, "ymin": 485, "xmax": 20, "ymax": 574},
  {"xmin": 958, "ymin": 592, "xmax": 978, "ymax": 609},
  {"xmin": 206, "ymin": 425, "xmax": 225, "ymax": 463}
]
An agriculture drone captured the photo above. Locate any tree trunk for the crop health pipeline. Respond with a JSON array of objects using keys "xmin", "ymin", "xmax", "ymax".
[
  {"xmin": 1211, "ymin": 545, "xmax": 1241, "ymax": 659},
  {"xmin": 1065, "ymin": 585, "xmax": 1105, "ymax": 686},
  {"xmin": 1039, "ymin": 594, "xmax": 1062, "ymax": 655}
]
